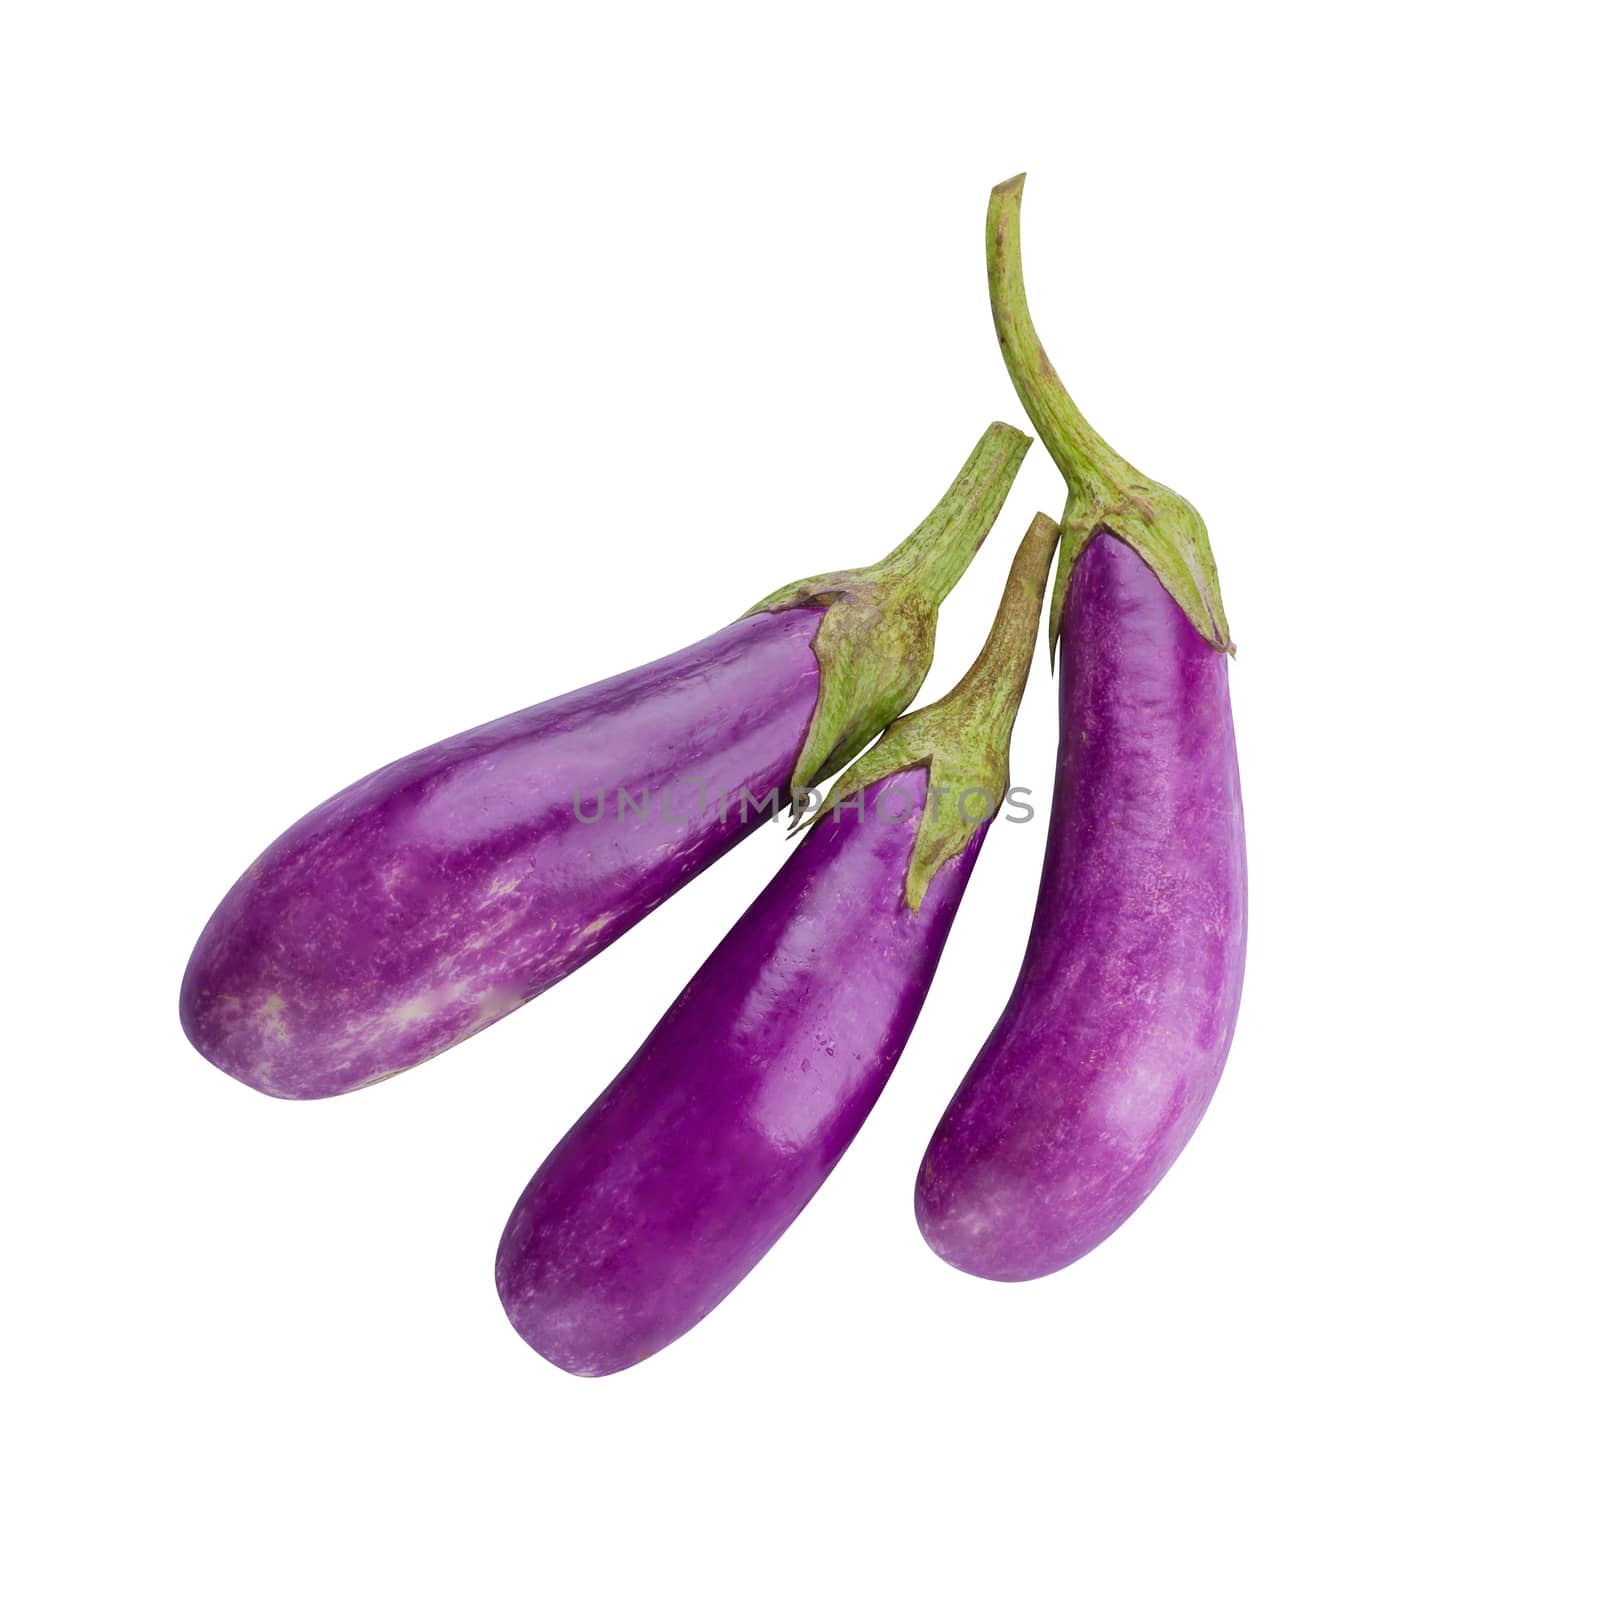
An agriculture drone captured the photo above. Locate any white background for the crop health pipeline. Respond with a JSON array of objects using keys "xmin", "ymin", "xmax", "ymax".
[{"xmin": 4, "ymin": 3, "xmax": 1595, "ymax": 1595}]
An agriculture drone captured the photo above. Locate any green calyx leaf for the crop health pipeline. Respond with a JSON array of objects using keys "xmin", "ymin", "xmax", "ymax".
[
  {"xmin": 986, "ymin": 173, "xmax": 1233, "ymax": 656},
  {"xmin": 745, "ymin": 421, "xmax": 1031, "ymax": 792},
  {"xmin": 808, "ymin": 510, "xmax": 1061, "ymax": 911}
]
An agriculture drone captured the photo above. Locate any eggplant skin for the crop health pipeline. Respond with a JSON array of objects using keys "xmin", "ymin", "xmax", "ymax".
[
  {"xmin": 497, "ymin": 769, "xmax": 984, "ymax": 1377},
  {"xmin": 916, "ymin": 534, "xmax": 1247, "ymax": 1281},
  {"xmin": 180, "ymin": 611, "xmax": 822, "ymax": 1100}
]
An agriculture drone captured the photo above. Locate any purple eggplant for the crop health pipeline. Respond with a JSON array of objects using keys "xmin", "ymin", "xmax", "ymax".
[
  {"xmin": 181, "ymin": 424, "xmax": 1029, "ymax": 1100},
  {"xmin": 914, "ymin": 176, "xmax": 1247, "ymax": 1281},
  {"xmin": 497, "ymin": 510, "xmax": 1062, "ymax": 1374}
]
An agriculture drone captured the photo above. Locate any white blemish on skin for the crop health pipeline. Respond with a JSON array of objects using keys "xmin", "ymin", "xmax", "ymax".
[
  {"xmin": 381, "ymin": 981, "xmax": 470, "ymax": 1031},
  {"xmin": 473, "ymin": 988, "xmax": 528, "ymax": 1027},
  {"xmin": 256, "ymin": 993, "xmax": 289, "ymax": 1042},
  {"xmin": 459, "ymin": 908, "xmax": 523, "ymax": 954}
]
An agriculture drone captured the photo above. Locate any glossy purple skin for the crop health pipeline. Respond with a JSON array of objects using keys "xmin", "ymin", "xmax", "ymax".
[
  {"xmin": 497, "ymin": 768, "xmax": 984, "ymax": 1376},
  {"xmin": 181, "ymin": 611, "xmax": 823, "ymax": 1099},
  {"xmin": 916, "ymin": 534, "xmax": 1246, "ymax": 1280}
]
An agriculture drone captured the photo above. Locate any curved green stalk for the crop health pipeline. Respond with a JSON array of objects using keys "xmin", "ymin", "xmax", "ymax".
[
  {"xmin": 987, "ymin": 174, "xmax": 1232, "ymax": 655},
  {"xmin": 811, "ymin": 510, "xmax": 1061, "ymax": 911},
  {"xmin": 747, "ymin": 421, "xmax": 1031, "ymax": 792}
]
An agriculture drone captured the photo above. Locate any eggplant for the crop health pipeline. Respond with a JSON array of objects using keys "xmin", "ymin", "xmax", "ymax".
[
  {"xmin": 181, "ymin": 424, "xmax": 1029, "ymax": 1100},
  {"xmin": 914, "ymin": 177, "xmax": 1247, "ymax": 1281},
  {"xmin": 496, "ymin": 510, "xmax": 1062, "ymax": 1374}
]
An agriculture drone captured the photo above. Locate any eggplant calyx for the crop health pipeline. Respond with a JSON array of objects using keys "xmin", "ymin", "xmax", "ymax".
[
  {"xmin": 986, "ymin": 173, "xmax": 1233, "ymax": 657},
  {"xmin": 745, "ymin": 421, "xmax": 1032, "ymax": 793},
  {"xmin": 807, "ymin": 510, "xmax": 1060, "ymax": 911}
]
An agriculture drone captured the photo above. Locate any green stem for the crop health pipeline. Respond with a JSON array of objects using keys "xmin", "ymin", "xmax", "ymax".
[
  {"xmin": 987, "ymin": 176, "xmax": 1128, "ymax": 510},
  {"xmin": 810, "ymin": 510, "xmax": 1062, "ymax": 911},
  {"xmin": 868, "ymin": 423, "xmax": 1036, "ymax": 606},
  {"xmin": 746, "ymin": 422, "xmax": 1031, "ymax": 792},
  {"xmin": 933, "ymin": 506, "xmax": 1059, "ymax": 748},
  {"xmin": 986, "ymin": 174, "xmax": 1232, "ymax": 654}
]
